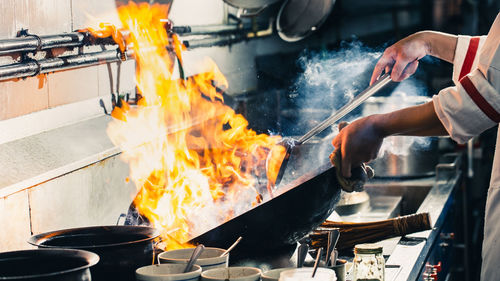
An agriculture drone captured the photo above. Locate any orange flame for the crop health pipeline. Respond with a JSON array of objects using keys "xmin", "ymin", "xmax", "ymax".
[{"xmin": 92, "ymin": 2, "xmax": 286, "ymax": 249}]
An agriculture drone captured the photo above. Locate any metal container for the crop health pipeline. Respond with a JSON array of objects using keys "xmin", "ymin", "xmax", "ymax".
[
  {"xmin": 0, "ymin": 249, "xmax": 99, "ymax": 281},
  {"xmin": 363, "ymin": 96, "xmax": 439, "ymax": 178},
  {"xmin": 28, "ymin": 225, "xmax": 160, "ymax": 281}
]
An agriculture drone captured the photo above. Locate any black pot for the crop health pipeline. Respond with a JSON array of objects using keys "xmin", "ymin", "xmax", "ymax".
[
  {"xmin": 0, "ymin": 249, "xmax": 99, "ymax": 281},
  {"xmin": 28, "ymin": 226, "xmax": 160, "ymax": 281}
]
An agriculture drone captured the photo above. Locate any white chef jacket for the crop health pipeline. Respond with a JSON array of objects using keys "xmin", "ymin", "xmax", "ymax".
[{"xmin": 432, "ymin": 13, "xmax": 500, "ymax": 280}]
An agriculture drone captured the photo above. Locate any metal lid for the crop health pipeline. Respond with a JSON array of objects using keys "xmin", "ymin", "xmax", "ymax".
[{"xmin": 354, "ymin": 243, "xmax": 383, "ymax": 255}]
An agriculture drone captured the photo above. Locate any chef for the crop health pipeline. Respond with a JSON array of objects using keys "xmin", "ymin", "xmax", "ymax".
[{"xmin": 332, "ymin": 13, "xmax": 499, "ymax": 279}]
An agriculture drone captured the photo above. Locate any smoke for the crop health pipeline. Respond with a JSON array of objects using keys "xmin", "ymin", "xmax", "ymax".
[{"xmin": 287, "ymin": 40, "xmax": 434, "ymax": 160}]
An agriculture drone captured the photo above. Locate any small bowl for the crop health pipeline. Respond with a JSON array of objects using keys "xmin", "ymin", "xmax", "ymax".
[
  {"xmin": 136, "ymin": 264, "xmax": 202, "ymax": 281},
  {"xmin": 328, "ymin": 259, "xmax": 346, "ymax": 281},
  {"xmin": 262, "ymin": 268, "xmax": 295, "ymax": 281},
  {"xmin": 279, "ymin": 268, "xmax": 337, "ymax": 281},
  {"xmin": 158, "ymin": 247, "xmax": 228, "ymax": 271},
  {"xmin": 201, "ymin": 266, "xmax": 261, "ymax": 281}
]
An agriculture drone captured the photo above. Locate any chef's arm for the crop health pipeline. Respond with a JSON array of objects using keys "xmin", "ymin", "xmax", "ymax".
[
  {"xmin": 332, "ymin": 101, "xmax": 447, "ymax": 177},
  {"xmin": 372, "ymin": 100, "xmax": 448, "ymax": 137},
  {"xmin": 371, "ymin": 31, "xmax": 458, "ymax": 84}
]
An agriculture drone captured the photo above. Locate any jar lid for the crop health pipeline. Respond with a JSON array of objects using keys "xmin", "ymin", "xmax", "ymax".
[{"xmin": 354, "ymin": 243, "xmax": 383, "ymax": 254}]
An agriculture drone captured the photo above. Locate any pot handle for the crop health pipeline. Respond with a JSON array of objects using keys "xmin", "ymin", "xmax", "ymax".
[{"xmin": 116, "ymin": 213, "xmax": 127, "ymax": 225}]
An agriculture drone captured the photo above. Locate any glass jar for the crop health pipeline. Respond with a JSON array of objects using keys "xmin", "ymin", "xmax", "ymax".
[{"xmin": 352, "ymin": 243, "xmax": 385, "ymax": 281}]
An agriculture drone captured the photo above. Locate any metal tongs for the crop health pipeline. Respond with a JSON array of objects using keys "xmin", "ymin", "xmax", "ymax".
[{"xmin": 273, "ymin": 73, "xmax": 392, "ymax": 187}]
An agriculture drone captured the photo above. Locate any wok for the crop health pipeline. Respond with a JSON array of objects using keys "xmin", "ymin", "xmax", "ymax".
[
  {"xmin": 28, "ymin": 225, "xmax": 160, "ymax": 281},
  {"xmin": 126, "ymin": 136, "xmax": 342, "ymax": 262},
  {"xmin": 0, "ymin": 249, "xmax": 99, "ymax": 281}
]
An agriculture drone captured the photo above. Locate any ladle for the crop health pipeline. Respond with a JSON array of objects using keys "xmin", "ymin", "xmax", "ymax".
[
  {"xmin": 311, "ymin": 248, "xmax": 322, "ymax": 278},
  {"xmin": 219, "ymin": 236, "xmax": 243, "ymax": 257},
  {"xmin": 273, "ymin": 73, "xmax": 392, "ymax": 187},
  {"xmin": 184, "ymin": 244, "xmax": 205, "ymax": 273}
]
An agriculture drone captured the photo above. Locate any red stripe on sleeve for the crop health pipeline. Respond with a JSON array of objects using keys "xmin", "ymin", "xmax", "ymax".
[
  {"xmin": 459, "ymin": 37, "xmax": 480, "ymax": 80},
  {"xmin": 460, "ymin": 76, "xmax": 500, "ymax": 123}
]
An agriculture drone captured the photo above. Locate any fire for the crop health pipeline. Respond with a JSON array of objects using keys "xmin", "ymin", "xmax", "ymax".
[{"xmin": 91, "ymin": 2, "xmax": 286, "ymax": 249}]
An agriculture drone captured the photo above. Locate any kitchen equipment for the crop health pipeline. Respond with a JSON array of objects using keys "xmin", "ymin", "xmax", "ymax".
[
  {"xmin": 363, "ymin": 96, "xmax": 439, "ymax": 178},
  {"xmin": 311, "ymin": 248, "xmax": 322, "ymax": 277},
  {"xmin": 334, "ymin": 191, "xmax": 370, "ymax": 216},
  {"xmin": 279, "ymin": 268, "xmax": 337, "ymax": 281},
  {"xmin": 201, "ymin": 267, "xmax": 261, "ymax": 281},
  {"xmin": 136, "ymin": 264, "xmax": 202, "ymax": 281},
  {"xmin": 297, "ymin": 242, "xmax": 309, "ymax": 268},
  {"xmin": 0, "ymin": 248, "xmax": 99, "ymax": 281},
  {"xmin": 310, "ymin": 213, "xmax": 431, "ymax": 250},
  {"xmin": 324, "ymin": 229, "xmax": 339, "ymax": 266},
  {"xmin": 223, "ymin": 0, "xmax": 282, "ymax": 17},
  {"xmin": 184, "ymin": 244, "xmax": 205, "ymax": 273},
  {"xmin": 276, "ymin": 0, "xmax": 336, "ymax": 42},
  {"xmin": 262, "ymin": 268, "xmax": 295, "ymax": 281},
  {"xmin": 158, "ymin": 247, "xmax": 229, "ymax": 271},
  {"xmin": 220, "ymin": 236, "xmax": 242, "ymax": 257},
  {"xmin": 352, "ymin": 244, "xmax": 384, "ymax": 281},
  {"xmin": 329, "ymin": 259, "xmax": 346, "ymax": 281},
  {"xmin": 28, "ymin": 225, "xmax": 160, "ymax": 281},
  {"xmin": 274, "ymin": 74, "xmax": 392, "ymax": 187}
]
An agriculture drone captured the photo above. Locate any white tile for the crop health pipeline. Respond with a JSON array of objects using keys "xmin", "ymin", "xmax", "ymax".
[
  {"xmin": 0, "ymin": 0, "xmax": 17, "ymax": 39},
  {"xmin": 15, "ymin": 0, "xmax": 72, "ymax": 35},
  {"xmin": 47, "ymin": 66, "xmax": 99, "ymax": 108},
  {"xmin": 169, "ymin": 0, "xmax": 225, "ymax": 26},
  {"xmin": 0, "ymin": 191, "xmax": 32, "ymax": 251},
  {"xmin": 0, "ymin": 76, "xmax": 49, "ymax": 121},
  {"xmin": 71, "ymin": 0, "xmax": 120, "ymax": 30},
  {"xmin": 29, "ymin": 156, "xmax": 137, "ymax": 234}
]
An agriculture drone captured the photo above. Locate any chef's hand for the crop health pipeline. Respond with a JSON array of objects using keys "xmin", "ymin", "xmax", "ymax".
[
  {"xmin": 332, "ymin": 117, "xmax": 385, "ymax": 178},
  {"xmin": 371, "ymin": 32, "xmax": 428, "ymax": 85}
]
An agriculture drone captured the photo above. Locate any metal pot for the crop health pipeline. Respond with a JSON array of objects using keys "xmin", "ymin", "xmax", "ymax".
[
  {"xmin": 0, "ymin": 249, "xmax": 99, "ymax": 281},
  {"xmin": 276, "ymin": 0, "xmax": 336, "ymax": 42},
  {"xmin": 28, "ymin": 226, "xmax": 160, "ymax": 281},
  {"xmin": 223, "ymin": 0, "xmax": 282, "ymax": 17},
  {"xmin": 363, "ymin": 96, "xmax": 439, "ymax": 178}
]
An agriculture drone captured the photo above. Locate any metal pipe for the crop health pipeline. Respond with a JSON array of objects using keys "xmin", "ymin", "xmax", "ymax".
[
  {"xmin": 0, "ymin": 49, "xmax": 133, "ymax": 81},
  {"xmin": 0, "ymin": 32, "xmax": 89, "ymax": 55},
  {"xmin": 172, "ymin": 24, "xmax": 242, "ymax": 35}
]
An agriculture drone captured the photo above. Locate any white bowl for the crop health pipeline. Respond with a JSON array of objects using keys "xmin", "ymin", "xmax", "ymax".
[
  {"xmin": 262, "ymin": 268, "xmax": 295, "ymax": 281},
  {"xmin": 201, "ymin": 266, "xmax": 261, "ymax": 281},
  {"xmin": 158, "ymin": 247, "xmax": 228, "ymax": 271},
  {"xmin": 279, "ymin": 268, "xmax": 336, "ymax": 281},
  {"xmin": 136, "ymin": 264, "xmax": 202, "ymax": 281}
]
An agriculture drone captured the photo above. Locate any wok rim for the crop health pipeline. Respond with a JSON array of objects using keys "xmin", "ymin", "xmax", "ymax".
[
  {"xmin": 0, "ymin": 248, "xmax": 99, "ymax": 280},
  {"xmin": 27, "ymin": 225, "xmax": 160, "ymax": 249}
]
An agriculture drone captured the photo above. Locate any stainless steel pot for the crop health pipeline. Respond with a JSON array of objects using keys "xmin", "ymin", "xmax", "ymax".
[{"xmin": 363, "ymin": 95, "xmax": 439, "ymax": 178}]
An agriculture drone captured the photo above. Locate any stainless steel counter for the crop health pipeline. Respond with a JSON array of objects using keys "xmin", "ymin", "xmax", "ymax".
[{"xmin": 365, "ymin": 153, "xmax": 463, "ymax": 281}]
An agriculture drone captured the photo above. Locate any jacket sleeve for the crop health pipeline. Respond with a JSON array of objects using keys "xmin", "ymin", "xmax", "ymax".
[{"xmin": 433, "ymin": 16, "xmax": 500, "ymax": 144}]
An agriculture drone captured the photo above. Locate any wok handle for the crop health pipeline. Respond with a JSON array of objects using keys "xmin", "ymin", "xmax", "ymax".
[{"xmin": 297, "ymin": 73, "xmax": 392, "ymax": 145}]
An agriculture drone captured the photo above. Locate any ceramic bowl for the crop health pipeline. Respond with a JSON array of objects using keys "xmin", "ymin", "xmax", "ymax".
[
  {"xmin": 279, "ymin": 268, "xmax": 336, "ymax": 281},
  {"xmin": 136, "ymin": 264, "xmax": 202, "ymax": 281},
  {"xmin": 201, "ymin": 266, "xmax": 261, "ymax": 281},
  {"xmin": 158, "ymin": 247, "xmax": 228, "ymax": 271},
  {"xmin": 261, "ymin": 268, "xmax": 295, "ymax": 281}
]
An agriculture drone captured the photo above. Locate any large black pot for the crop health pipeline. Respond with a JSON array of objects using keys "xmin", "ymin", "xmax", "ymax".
[
  {"xmin": 126, "ymin": 137, "xmax": 341, "ymax": 262},
  {"xmin": 28, "ymin": 226, "xmax": 160, "ymax": 281},
  {"xmin": 0, "ymin": 249, "xmax": 99, "ymax": 281}
]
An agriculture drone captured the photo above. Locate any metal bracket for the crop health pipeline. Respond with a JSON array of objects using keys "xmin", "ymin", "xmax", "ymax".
[{"xmin": 435, "ymin": 153, "xmax": 462, "ymax": 182}]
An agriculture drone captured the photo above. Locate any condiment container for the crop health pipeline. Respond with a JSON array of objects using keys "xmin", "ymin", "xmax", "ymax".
[{"xmin": 352, "ymin": 243, "xmax": 385, "ymax": 281}]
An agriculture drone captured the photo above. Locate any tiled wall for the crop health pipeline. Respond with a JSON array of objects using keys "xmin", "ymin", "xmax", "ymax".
[
  {"xmin": 0, "ymin": 155, "xmax": 137, "ymax": 252},
  {"xmin": 0, "ymin": 0, "xmax": 136, "ymax": 122},
  {"xmin": 0, "ymin": 0, "xmax": 258, "ymax": 121}
]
